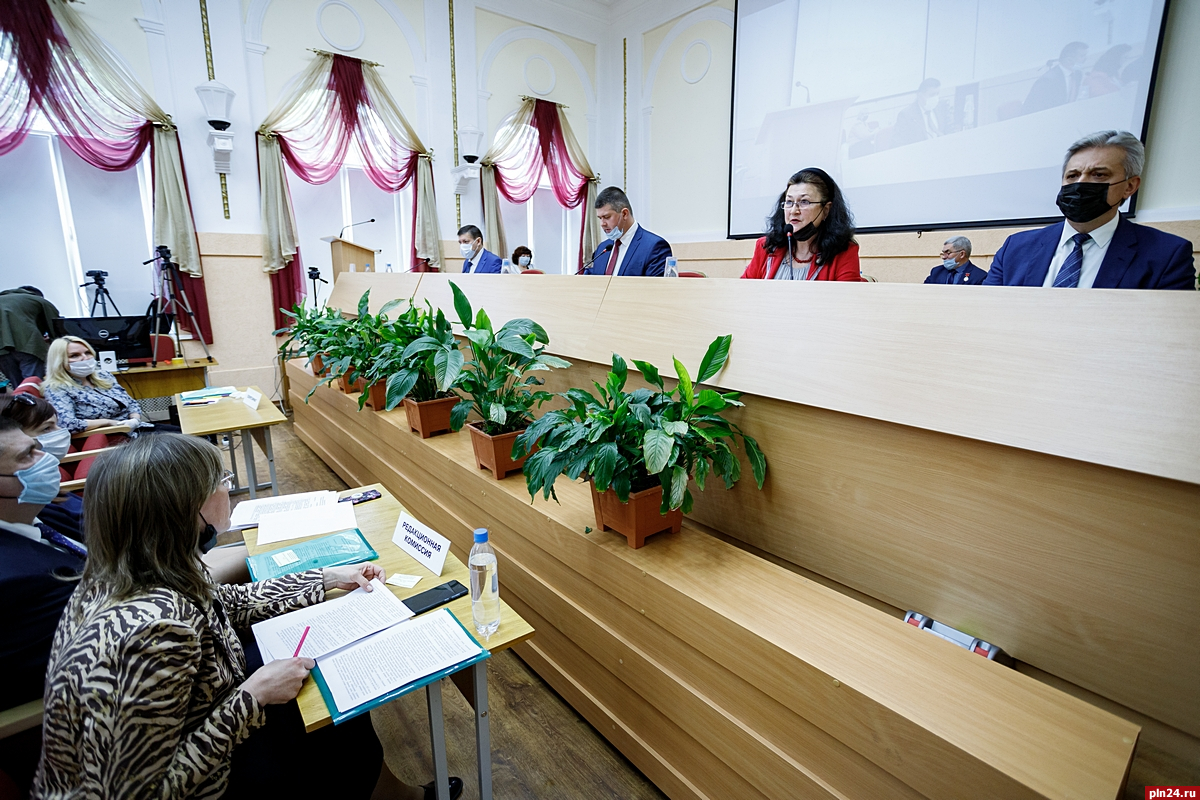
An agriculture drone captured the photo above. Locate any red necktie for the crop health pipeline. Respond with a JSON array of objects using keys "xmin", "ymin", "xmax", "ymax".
[{"xmin": 604, "ymin": 238, "xmax": 622, "ymax": 276}]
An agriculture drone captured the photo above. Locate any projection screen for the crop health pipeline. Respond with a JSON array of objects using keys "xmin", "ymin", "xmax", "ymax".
[{"xmin": 728, "ymin": 0, "xmax": 1170, "ymax": 236}]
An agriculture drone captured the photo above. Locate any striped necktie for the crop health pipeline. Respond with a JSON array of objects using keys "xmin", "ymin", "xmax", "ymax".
[{"xmin": 1053, "ymin": 232, "xmax": 1091, "ymax": 288}]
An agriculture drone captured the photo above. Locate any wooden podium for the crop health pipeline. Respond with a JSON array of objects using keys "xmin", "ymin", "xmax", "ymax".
[{"xmin": 320, "ymin": 236, "xmax": 377, "ymax": 278}]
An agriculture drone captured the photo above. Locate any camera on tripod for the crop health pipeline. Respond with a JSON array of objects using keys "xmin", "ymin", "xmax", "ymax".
[{"xmin": 85, "ymin": 270, "xmax": 109, "ymax": 281}]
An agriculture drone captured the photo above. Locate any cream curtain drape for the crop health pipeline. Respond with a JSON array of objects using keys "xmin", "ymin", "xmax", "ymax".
[{"xmin": 49, "ymin": 0, "xmax": 201, "ymax": 275}]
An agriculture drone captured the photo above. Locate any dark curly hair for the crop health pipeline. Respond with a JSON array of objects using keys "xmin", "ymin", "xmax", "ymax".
[{"xmin": 762, "ymin": 167, "xmax": 856, "ymax": 266}]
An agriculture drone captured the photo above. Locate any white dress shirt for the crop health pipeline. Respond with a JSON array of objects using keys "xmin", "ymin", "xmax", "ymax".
[
  {"xmin": 610, "ymin": 222, "xmax": 639, "ymax": 276},
  {"xmin": 1042, "ymin": 214, "xmax": 1119, "ymax": 288},
  {"xmin": 0, "ymin": 517, "xmax": 48, "ymax": 543}
]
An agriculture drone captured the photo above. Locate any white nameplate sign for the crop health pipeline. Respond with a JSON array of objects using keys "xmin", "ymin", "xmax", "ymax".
[
  {"xmin": 243, "ymin": 387, "xmax": 263, "ymax": 410},
  {"xmin": 392, "ymin": 513, "xmax": 450, "ymax": 576}
]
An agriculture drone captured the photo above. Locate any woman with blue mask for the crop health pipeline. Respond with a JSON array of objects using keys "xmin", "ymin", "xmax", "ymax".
[
  {"xmin": 511, "ymin": 245, "xmax": 533, "ymax": 271},
  {"xmin": 0, "ymin": 393, "xmax": 86, "ymax": 542}
]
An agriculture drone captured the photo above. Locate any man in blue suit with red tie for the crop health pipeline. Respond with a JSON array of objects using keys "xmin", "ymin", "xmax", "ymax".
[
  {"xmin": 458, "ymin": 225, "xmax": 503, "ymax": 274},
  {"xmin": 984, "ymin": 131, "xmax": 1195, "ymax": 290},
  {"xmin": 582, "ymin": 187, "xmax": 672, "ymax": 277}
]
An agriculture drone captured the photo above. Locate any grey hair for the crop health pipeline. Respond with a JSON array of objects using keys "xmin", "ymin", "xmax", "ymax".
[
  {"xmin": 1062, "ymin": 130, "xmax": 1144, "ymax": 179},
  {"xmin": 944, "ymin": 236, "xmax": 972, "ymax": 257}
]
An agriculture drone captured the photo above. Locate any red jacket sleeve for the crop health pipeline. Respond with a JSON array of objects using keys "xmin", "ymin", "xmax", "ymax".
[
  {"xmin": 825, "ymin": 243, "xmax": 863, "ymax": 281},
  {"xmin": 741, "ymin": 238, "xmax": 772, "ymax": 279}
]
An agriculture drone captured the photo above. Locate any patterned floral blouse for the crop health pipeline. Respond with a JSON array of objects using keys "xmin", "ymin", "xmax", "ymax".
[
  {"xmin": 33, "ymin": 570, "xmax": 325, "ymax": 799},
  {"xmin": 44, "ymin": 371, "xmax": 144, "ymax": 435}
]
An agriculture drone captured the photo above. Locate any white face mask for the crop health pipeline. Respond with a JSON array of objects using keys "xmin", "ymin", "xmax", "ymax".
[
  {"xmin": 459, "ymin": 242, "xmax": 477, "ymax": 258},
  {"xmin": 68, "ymin": 358, "xmax": 97, "ymax": 378},
  {"xmin": 518, "ymin": 256, "xmax": 530, "ymax": 267},
  {"xmin": 37, "ymin": 428, "xmax": 71, "ymax": 460}
]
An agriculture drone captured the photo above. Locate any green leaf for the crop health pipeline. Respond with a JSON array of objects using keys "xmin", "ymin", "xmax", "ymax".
[
  {"xmin": 537, "ymin": 354, "xmax": 571, "ymax": 369},
  {"xmin": 524, "ymin": 448, "xmax": 562, "ymax": 500},
  {"xmin": 357, "ymin": 290, "xmax": 370, "ymax": 319},
  {"xmin": 743, "ymin": 434, "xmax": 767, "ymax": 488},
  {"xmin": 611, "ymin": 354, "xmax": 627, "ymax": 393},
  {"xmin": 385, "ymin": 370, "xmax": 419, "ymax": 409},
  {"xmin": 401, "ymin": 337, "xmax": 439, "ymax": 361},
  {"xmin": 450, "ymin": 282, "xmax": 473, "ymax": 328},
  {"xmin": 696, "ymin": 335, "xmax": 732, "ymax": 384},
  {"xmin": 464, "ymin": 328, "xmax": 492, "ymax": 348},
  {"xmin": 631, "ymin": 360, "xmax": 664, "ymax": 390},
  {"xmin": 680, "ymin": 488, "xmax": 694, "ymax": 515},
  {"xmin": 488, "ymin": 402, "xmax": 507, "ymax": 425},
  {"xmin": 695, "ymin": 389, "xmax": 725, "ymax": 411},
  {"xmin": 673, "ymin": 357, "xmax": 693, "ymax": 406},
  {"xmin": 450, "ymin": 399, "xmax": 472, "ymax": 431},
  {"xmin": 497, "ymin": 335, "xmax": 536, "ymax": 359},
  {"xmin": 693, "ymin": 455, "xmax": 710, "ymax": 491},
  {"xmin": 433, "ymin": 348, "xmax": 464, "ymax": 391},
  {"xmin": 662, "ymin": 420, "xmax": 688, "ymax": 436},
  {"xmin": 378, "ymin": 298, "xmax": 406, "ymax": 318},
  {"xmin": 643, "ymin": 429, "xmax": 674, "ymax": 475},
  {"xmin": 474, "ymin": 307, "xmax": 492, "ymax": 333},
  {"xmin": 630, "ymin": 403, "xmax": 652, "ymax": 425},
  {"xmin": 668, "ymin": 465, "xmax": 688, "ymax": 510},
  {"xmin": 589, "ymin": 442, "xmax": 619, "ymax": 489}
]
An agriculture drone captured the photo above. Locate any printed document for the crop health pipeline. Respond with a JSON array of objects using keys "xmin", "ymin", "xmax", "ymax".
[
  {"xmin": 319, "ymin": 609, "xmax": 485, "ymax": 712},
  {"xmin": 252, "ymin": 578, "xmax": 412, "ymax": 662},
  {"xmin": 229, "ymin": 490, "xmax": 338, "ymax": 530},
  {"xmin": 254, "ymin": 500, "xmax": 357, "ymax": 545}
]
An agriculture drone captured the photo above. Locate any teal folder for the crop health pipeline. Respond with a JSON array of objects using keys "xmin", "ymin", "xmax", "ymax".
[
  {"xmin": 245, "ymin": 529, "xmax": 378, "ymax": 581},
  {"xmin": 311, "ymin": 611, "xmax": 491, "ymax": 725}
]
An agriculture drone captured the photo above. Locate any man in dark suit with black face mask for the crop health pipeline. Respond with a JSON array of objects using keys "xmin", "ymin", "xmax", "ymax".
[{"xmin": 983, "ymin": 131, "xmax": 1195, "ymax": 290}]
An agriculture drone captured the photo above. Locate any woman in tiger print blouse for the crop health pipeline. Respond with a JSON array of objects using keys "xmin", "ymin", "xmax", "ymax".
[{"xmin": 32, "ymin": 434, "xmax": 450, "ymax": 800}]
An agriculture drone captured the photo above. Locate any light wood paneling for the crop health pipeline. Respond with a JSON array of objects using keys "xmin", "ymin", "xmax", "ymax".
[
  {"xmin": 327, "ymin": 271, "xmax": 422, "ymax": 314},
  {"xmin": 288, "ymin": 361, "xmax": 1139, "ymax": 800}
]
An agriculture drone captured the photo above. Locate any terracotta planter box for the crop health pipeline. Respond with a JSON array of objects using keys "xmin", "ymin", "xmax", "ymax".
[
  {"xmin": 589, "ymin": 481, "xmax": 683, "ymax": 549},
  {"xmin": 310, "ymin": 353, "xmax": 328, "ymax": 377},
  {"xmin": 363, "ymin": 381, "xmax": 388, "ymax": 411},
  {"xmin": 338, "ymin": 373, "xmax": 366, "ymax": 394},
  {"xmin": 467, "ymin": 422, "xmax": 535, "ymax": 480},
  {"xmin": 403, "ymin": 396, "xmax": 460, "ymax": 438}
]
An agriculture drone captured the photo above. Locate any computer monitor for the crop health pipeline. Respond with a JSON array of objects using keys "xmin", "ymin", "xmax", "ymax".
[{"xmin": 53, "ymin": 316, "xmax": 154, "ymax": 362}]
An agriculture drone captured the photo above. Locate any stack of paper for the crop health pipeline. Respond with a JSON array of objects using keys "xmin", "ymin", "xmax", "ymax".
[
  {"xmin": 180, "ymin": 386, "xmax": 236, "ymax": 402},
  {"xmin": 229, "ymin": 490, "xmax": 339, "ymax": 532},
  {"xmin": 252, "ymin": 580, "xmax": 487, "ymax": 716}
]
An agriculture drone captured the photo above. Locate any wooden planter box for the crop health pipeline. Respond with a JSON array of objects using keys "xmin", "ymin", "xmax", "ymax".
[
  {"xmin": 467, "ymin": 422, "xmax": 534, "ymax": 480},
  {"xmin": 402, "ymin": 396, "xmax": 460, "ymax": 438},
  {"xmin": 589, "ymin": 481, "xmax": 683, "ymax": 549},
  {"xmin": 363, "ymin": 381, "xmax": 388, "ymax": 411},
  {"xmin": 338, "ymin": 373, "xmax": 365, "ymax": 394}
]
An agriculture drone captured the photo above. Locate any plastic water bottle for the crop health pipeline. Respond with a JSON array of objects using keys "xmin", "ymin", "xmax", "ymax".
[
  {"xmin": 469, "ymin": 528, "xmax": 500, "ymax": 638},
  {"xmin": 385, "ymin": 263, "xmax": 393, "ymax": 273},
  {"xmin": 665, "ymin": 257, "xmax": 679, "ymax": 278},
  {"xmin": 501, "ymin": 258, "xmax": 514, "ymax": 274}
]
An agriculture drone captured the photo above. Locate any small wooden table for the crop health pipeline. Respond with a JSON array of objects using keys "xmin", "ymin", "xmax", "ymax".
[
  {"xmin": 176, "ymin": 386, "xmax": 286, "ymax": 499},
  {"xmin": 243, "ymin": 484, "xmax": 534, "ymax": 800},
  {"xmin": 115, "ymin": 357, "xmax": 216, "ymax": 400}
]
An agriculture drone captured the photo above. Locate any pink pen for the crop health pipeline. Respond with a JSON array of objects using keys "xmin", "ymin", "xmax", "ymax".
[{"xmin": 293, "ymin": 626, "xmax": 311, "ymax": 658}]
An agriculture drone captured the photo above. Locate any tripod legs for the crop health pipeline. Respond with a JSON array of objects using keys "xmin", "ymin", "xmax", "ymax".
[{"xmin": 152, "ymin": 264, "xmax": 214, "ymax": 367}]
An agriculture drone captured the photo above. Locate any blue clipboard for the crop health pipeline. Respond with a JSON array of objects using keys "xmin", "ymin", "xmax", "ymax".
[
  {"xmin": 311, "ymin": 610, "xmax": 491, "ymax": 725},
  {"xmin": 245, "ymin": 528, "xmax": 378, "ymax": 581}
]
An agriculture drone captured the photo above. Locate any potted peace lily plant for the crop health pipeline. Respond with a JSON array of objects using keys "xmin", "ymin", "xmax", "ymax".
[
  {"xmin": 444, "ymin": 283, "xmax": 570, "ymax": 480},
  {"xmin": 273, "ymin": 302, "xmax": 346, "ymax": 377},
  {"xmin": 514, "ymin": 335, "xmax": 766, "ymax": 548},
  {"xmin": 308, "ymin": 290, "xmax": 407, "ymax": 407},
  {"xmin": 363, "ymin": 298, "xmax": 468, "ymax": 437}
]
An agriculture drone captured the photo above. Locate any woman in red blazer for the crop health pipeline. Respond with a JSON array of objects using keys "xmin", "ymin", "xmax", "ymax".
[{"xmin": 741, "ymin": 167, "xmax": 863, "ymax": 281}]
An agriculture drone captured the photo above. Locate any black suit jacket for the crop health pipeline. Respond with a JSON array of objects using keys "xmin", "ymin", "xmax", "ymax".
[
  {"xmin": 924, "ymin": 262, "xmax": 989, "ymax": 285},
  {"xmin": 0, "ymin": 526, "xmax": 84, "ymax": 708},
  {"xmin": 1023, "ymin": 67, "xmax": 1069, "ymax": 114}
]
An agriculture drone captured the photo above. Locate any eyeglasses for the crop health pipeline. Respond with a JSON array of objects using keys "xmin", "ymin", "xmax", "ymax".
[
  {"xmin": 780, "ymin": 199, "xmax": 826, "ymax": 210},
  {"xmin": 219, "ymin": 469, "xmax": 234, "ymax": 490}
]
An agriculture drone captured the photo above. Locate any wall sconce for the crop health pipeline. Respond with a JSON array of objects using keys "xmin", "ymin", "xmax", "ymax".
[{"xmin": 195, "ymin": 80, "xmax": 235, "ymax": 174}]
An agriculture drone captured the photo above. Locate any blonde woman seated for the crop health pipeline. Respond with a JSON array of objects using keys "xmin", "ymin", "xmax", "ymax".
[
  {"xmin": 42, "ymin": 336, "xmax": 177, "ymax": 436},
  {"xmin": 34, "ymin": 434, "xmax": 461, "ymax": 800}
]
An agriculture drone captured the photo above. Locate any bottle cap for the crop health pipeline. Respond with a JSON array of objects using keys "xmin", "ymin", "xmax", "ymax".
[{"xmin": 473, "ymin": 527, "xmax": 489, "ymax": 543}]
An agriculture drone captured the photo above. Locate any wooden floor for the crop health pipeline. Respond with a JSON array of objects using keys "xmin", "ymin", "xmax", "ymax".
[
  {"xmin": 223, "ymin": 413, "xmax": 1198, "ymax": 800},
  {"xmin": 224, "ymin": 416, "xmax": 668, "ymax": 800}
]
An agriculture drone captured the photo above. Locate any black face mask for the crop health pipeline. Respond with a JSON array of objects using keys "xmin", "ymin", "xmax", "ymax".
[
  {"xmin": 1056, "ymin": 180, "xmax": 1122, "ymax": 223},
  {"xmin": 792, "ymin": 221, "xmax": 819, "ymax": 242},
  {"xmin": 199, "ymin": 513, "xmax": 218, "ymax": 554}
]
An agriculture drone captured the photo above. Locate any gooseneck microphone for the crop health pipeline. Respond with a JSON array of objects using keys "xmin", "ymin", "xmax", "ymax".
[
  {"xmin": 578, "ymin": 241, "xmax": 614, "ymax": 275},
  {"xmin": 340, "ymin": 219, "xmax": 376, "ymax": 238}
]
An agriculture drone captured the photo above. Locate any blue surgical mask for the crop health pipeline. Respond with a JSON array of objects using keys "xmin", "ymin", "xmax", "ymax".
[
  {"xmin": 604, "ymin": 226, "xmax": 620, "ymax": 241},
  {"xmin": 37, "ymin": 428, "xmax": 71, "ymax": 460},
  {"xmin": 518, "ymin": 256, "xmax": 530, "ymax": 267},
  {"xmin": 0, "ymin": 451, "xmax": 62, "ymax": 505},
  {"xmin": 942, "ymin": 257, "xmax": 959, "ymax": 269}
]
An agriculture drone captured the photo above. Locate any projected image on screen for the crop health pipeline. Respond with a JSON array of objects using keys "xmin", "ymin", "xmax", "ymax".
[{"xmin": 729, "ymin": 0, "xmax": 1167, "ymax": 235}]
